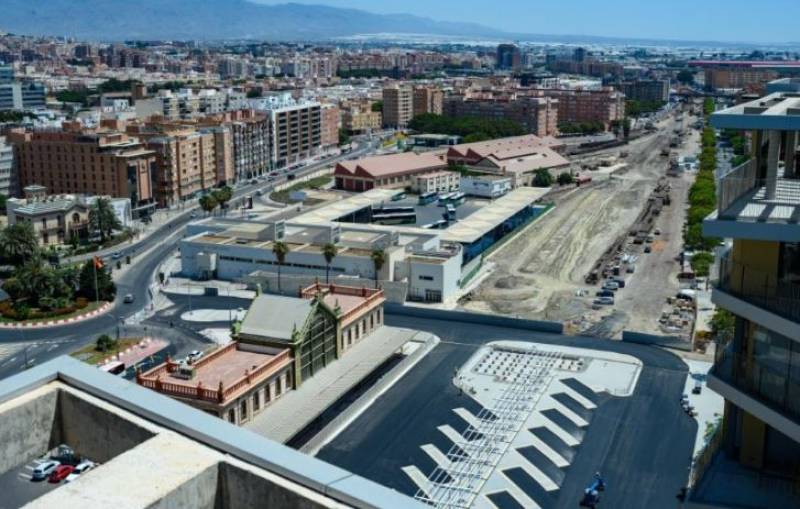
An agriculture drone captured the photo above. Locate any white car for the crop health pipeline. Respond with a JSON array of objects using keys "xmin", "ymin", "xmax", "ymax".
[
  {"xmin": 64, "ymin": 460, "xmax": 96, "ymax": 483},
  {"xmin": 187, "ymin": 350, "xmax": 204, "ymax": 363},
  {"xmin": 31, "ymin": 460, "xmax": 60, "ymax": 481}
]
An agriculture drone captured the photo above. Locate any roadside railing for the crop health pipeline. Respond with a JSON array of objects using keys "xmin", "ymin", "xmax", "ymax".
[{"xmin": 717, "ymin": 159, "xmax": 757, "ymax": 215}]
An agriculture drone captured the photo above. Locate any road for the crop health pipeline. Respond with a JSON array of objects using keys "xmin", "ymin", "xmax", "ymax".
[{"xmin": 0, "ymin": 137, "xmax": 383, "ymax": 379}]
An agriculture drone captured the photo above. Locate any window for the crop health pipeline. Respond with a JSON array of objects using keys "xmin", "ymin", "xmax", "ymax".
[
  {"xmin": 253, "ymin": 391, "xmax": 260, "ymax": 412},
  {"xmin": 419, "ymin": 275, "xmax": 434, "ymax": 281},
  {"xmin": 240, "ymin": 399, "xmax": 248, "ymax": 421},
  {"xmin": 228, "ymin": 409, "xmax": 235, "ymax": 423}
]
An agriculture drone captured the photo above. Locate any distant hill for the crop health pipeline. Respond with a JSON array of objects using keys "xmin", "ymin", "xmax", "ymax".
[{"xmin": 1, "ymin": 0, "xmax": 505, "ymax": 41}]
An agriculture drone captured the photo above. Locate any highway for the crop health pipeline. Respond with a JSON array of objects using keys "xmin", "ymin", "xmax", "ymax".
[{"xmin": 0, "ymin": 136, "xmax": 381, "ymax": 379}]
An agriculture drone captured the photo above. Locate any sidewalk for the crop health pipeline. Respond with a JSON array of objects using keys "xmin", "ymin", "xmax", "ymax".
[{"xmin": 245, "ymin": 326, "xmax": 428, "ymax": 443}]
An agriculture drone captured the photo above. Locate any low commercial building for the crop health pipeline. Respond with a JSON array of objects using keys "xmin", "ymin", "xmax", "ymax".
[
  {"xmin": 136, "ymin": 341, "xmax": 293, "ymax": 426},
  {"xmin": 460, "ymin": 175, "xmax": 512, "ymax": 198},
  {"xmin": 446, "ymin": 135, "xmax": 570, "ymax": 187},
  {"xmin": 334, "ymin": 152, "xmax": 448, "ymax": 192},
  {"xmin": 412, "ymin": 170, "xmax": 460, "ymax": 194}
]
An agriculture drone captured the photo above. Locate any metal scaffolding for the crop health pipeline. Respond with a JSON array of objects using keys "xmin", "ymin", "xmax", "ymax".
[{"xmin": 414, "ymin": 347, "xmax": 562, "ymax": 509}]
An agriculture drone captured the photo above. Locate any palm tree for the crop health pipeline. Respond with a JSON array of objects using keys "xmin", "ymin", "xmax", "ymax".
[
  {"xmin": 89, "ymin": 197, "xmax": 122, "ymax": 243},
  {"xmin": 198, "ymin": 194, "xmax": 218, "ymax": 216},
  {"xmin": 0, "ymin": 222, "xmax": 40, "ymax": 266},
  {"xmin": 370, "ymin": 249, "xmax": 386, "ymax": 289},
  {"xmin": 321, "ymin": 243, "xmax": 338, "ymax": 284},
  {"xmin": 272, "ymin": 241, "xmax": 290, "ymax": 294}
]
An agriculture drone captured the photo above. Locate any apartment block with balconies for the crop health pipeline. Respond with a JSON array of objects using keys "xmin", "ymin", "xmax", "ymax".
[{"xmin": 688, "ymin": 85, "xmax": 800, "ymax": 509}]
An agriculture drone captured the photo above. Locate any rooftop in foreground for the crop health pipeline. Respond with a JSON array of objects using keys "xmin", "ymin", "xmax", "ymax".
[{"xmin": 0, "ymin": 356, "xmax": 422, "ymax": 509}]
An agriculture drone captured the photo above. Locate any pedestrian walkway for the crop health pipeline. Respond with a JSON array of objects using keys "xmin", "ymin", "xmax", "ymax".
[{"xmin": 246, "ymin": 326, "xmax": 424, "ymax": 443}]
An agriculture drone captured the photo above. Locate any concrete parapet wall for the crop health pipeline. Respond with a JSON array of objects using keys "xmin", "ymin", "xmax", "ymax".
[
  {"xmin": 622, "ymin": 330, "xmax": 692, "ymax": 351},
  {"xmin": 385, "ymin": 304, "xmax": 564, "ymax": 334},
  {"xmin": 0, "ymin": 386, "xmax": 57, "ymax": 476}
]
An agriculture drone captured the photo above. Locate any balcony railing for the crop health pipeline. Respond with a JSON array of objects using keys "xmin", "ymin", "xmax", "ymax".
[
  {"xmin": 713, "ymin": 345, "xmax": 800, "ymax": 425},
  {"xmin": 717, "ymin": 160, "xmax": 800, "ymax": 221},
  {"xmin": 717, "ymin": 256, "xmax": 800, "ymax": 323}
]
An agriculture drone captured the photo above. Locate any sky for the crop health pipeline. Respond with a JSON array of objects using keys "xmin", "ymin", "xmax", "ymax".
[{"xmin": 255, "ymin": 0, "xmax": 800, "ymax": 44}]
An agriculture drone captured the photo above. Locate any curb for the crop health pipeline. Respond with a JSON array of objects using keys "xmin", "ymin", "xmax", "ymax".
[{"xmin": 0, "ymin": 302, "xmax": 112, "ymax": 330}]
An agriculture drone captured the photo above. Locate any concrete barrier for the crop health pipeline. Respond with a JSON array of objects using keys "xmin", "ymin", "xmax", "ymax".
[
  {"xmin": 385, "ymin": 304, "xmax": 564, "ymax": 334},
  {"xmin": 622, "ymin": 330, "xmax": 692, "ymax": 351}
]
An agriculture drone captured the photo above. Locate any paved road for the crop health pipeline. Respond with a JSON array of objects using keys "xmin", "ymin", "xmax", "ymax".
[{"xmin": 318, "ymin": 314, "xmax": 696, "ymax": 509}]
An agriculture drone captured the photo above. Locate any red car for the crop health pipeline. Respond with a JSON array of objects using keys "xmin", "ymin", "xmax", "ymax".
[{"xmin": 48, "ymin": 465, "xmax": 75, "ymax": 483}]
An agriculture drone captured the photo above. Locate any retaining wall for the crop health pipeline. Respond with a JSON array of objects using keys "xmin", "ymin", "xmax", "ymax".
[{"xmin": 621, "ymin": 330, "xmax": 692, "ymax": 351}]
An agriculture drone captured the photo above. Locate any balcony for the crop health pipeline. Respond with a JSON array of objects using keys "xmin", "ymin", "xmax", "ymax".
[
  {"xmin": 704, "ymin": 161, "xmax": 800, "ymax": 241},
  {"xmin": 711, "ymin": 345, "xmax": 800, "ymax": 440},
  {"xmin": 717, "ymin": 256, "xmax": 800, "ymax": 326}
]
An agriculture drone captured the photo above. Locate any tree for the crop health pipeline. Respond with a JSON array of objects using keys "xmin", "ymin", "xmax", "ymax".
[
  {"xmin": 0, "ymin": 193, "xmax": 7, "ymax": 212},
  {"xmin": 370, "ymin": 249, "xmax": 386, "ymax": 289},
  {"xmin": 532, "ymin": 169, "xmax": 553, "ymax": 187},
  {"xmin": 338, "ymin": 129, "xmax": 351, "ymax": 146},
  {"xmin": 0, "ymin": 222, "xmax": 40, "ymax": 266},
  {"xmin": 199, "ymin": 194, "xmax": 218, "ymax": 216},
  {"xmin": 557, "ymin": 172, "xmax": 574, "ymax": 186},
  {"xmin": 321, "ymin": 243, "xmax": 338, "ymax": 284},
  {"xmin": 246, "ymin": 88, "xmax": 263, "ymax": 98},
  {"xmin": 78, "ymin": 259, "xmax": 116, "ymax": 302},
  {"xmin": 691, "ymin": 251, "xmax": 715, "ymax": 278},
  {"xmin": 89, "ymin": 198, "xmax": 122, "ymax": 243},
  {"xmin": 371, "ymin": 101, "xmax": 383, "ymax": 112},
  {"xmin": 211, "ymin": 186, "xmax": 233, "ymax": 214},
  {"xmin": 95, "ymin": 334, "xmax": 117, "ymax": 353},
  {"xmin": 709, "ymin": 309, "xmax": 735, "ymax": 345},
  {"xmin": 272, "ymin": 241, "xmax": 289, "ymax": 294}
]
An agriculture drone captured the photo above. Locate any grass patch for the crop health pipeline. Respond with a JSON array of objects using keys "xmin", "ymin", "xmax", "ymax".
[
  {"xmin": 0, "ymin": 300, "xmax": 106, "ymax": 324},
  {"xmin": 270, "ymin": 176, "xmax": 332, "ymax": 203},
  {"xmin": 71, "ymin": 337, "xmax": 143, "ymax": 365}
]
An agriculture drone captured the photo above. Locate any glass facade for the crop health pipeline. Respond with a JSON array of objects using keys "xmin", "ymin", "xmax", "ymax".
[{"xmin": 299, "ymin": 309, "xmax": 337, "ymax": 382}]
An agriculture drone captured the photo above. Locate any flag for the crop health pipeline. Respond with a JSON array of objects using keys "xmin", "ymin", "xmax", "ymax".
[{"xmin": 93, "ymin": 256, "xmax": 104, "ymax": 269}]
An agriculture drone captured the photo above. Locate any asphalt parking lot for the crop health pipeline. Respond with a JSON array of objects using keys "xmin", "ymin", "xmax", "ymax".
[{"xmin": 318, "ymin": 314, "xmax": 696, "ymax": 509}]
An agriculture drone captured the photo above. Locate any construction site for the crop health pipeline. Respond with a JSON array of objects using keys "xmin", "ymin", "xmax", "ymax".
[{"xmin": 459, "ymin": 106, "xmax": 701, "ymax": 341}]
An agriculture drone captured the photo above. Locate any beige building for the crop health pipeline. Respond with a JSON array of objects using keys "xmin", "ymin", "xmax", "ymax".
[
  {"xmin": 382, "ymin": 86, "xmax": 414, "ymax": 128},
  {"xmin": 342, "ymin": 100, "xmax": 382, "ymax": 133},
  {"xmin": 413, "ymin": 86, "xmax": 444, "ymax": 117},
  {"xmin": 6, "ymin": 185, "xmax": 89, "ymax": 246},
  {"xmin": 9, "ymin": 121, "xmax": 157, "ymax": 214},
  {"xmin": 413, "ymin": 170, "xmax": 460, "ymax": 194},
  {"xmin": 530, "ymin": 87, "xmax": 625, "ymax": 129},
  {"xmin": 137, "ymin": 341, "xmax": 293, "ymax": 426}
]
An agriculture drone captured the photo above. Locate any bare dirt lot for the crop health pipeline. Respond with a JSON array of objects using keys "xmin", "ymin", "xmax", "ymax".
[{"xmin": 460, "ymin": 114, "xmax": 700, "ymax": 338}]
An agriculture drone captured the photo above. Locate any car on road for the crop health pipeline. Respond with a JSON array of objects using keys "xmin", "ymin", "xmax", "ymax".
[
  {"xmin": 111, "ymin": 252, "xmax": 122, "ymax": 260},
  {"xmin": 65, "ymin": 460, "xmax": 96, "ymax": 483},
  {"xmin": 187, "ymin": 350, "xmax": 204, "ymax": 363},
  {"xmin": 593, "ymin": 296, "xmax": 615, "ymax": 306},
  {"xmin": 32, "ymin": 460, "xmax": 60, "ymax": 481},
  {"xmin": 48, "ymin": 464, "xmax": 75, "ymax": 483},
  {"xmin": 250, "ymin": 179, "xmax": 258, "ymax": 185},
  {"xmin": 255, "ymin": 189, "xmax": 264, "ymax": 196},
  {"xmin": 123, "ymin": 294, "xmax": 135, "ymax": 303},
  {"xmin": 190, "ymin": 212, "xmax": 198, "ymax": 219}
]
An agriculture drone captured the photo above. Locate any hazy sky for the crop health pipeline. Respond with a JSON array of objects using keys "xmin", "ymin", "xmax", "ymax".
[{"xmin": 255, "ymin": 0, "xmax": 800, "ymax": 43}]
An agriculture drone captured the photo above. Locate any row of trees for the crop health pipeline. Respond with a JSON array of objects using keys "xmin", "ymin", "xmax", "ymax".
[
  {"xmin": 269, "ymin": 241, "xmax": 386, "ymax": 293},
  {"xmin": 198, "ymin": 186, "xmax": 234, "ymax": 215},
  {"xmin": 625, "ymin": 100, "xmax": 666, "ymax": 118},
  {"xmin": 408, "ymin": 114, "xmax": 525, "ymax": 143},
  {"xmin": 685, "ymin": 121, "xmax": 721, "ymax": 252},
  {"xmin": 557, "ymin": 121, "xmax": 605, "ymax": 135}
]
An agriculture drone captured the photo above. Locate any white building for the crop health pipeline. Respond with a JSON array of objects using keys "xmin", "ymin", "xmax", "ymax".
[
  {"xmin": 413, "ymin": 171, "xmax": 460, "ymax": 194},
  {"xmin": 460, "ymin": 175, "xmax": 513, "ymax": 199},
  {"xmin": 0, "ymin": 135, "xmax": 14, "ymax": 197}
]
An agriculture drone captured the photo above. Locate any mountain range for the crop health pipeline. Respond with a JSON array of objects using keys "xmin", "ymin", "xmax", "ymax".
[{"xmin": 1, "ymin": 0, "xmax": 506, "ymax": 41}]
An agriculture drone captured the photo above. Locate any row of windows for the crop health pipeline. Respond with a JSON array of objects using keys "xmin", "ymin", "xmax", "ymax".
[{"xmin": 219, "ymin": 255, "xmax": 347, "ymax": 273}]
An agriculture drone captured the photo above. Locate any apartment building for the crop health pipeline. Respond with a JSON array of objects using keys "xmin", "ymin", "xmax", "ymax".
[
  {"xmin": 342, "ymin": 100, "xmax": 381, "ymax": 133},
  {"xmin": 0, "ymin": 81, "xmax": 46, "ymax": 111},
  {"xmin": 688, "ymin": 87, "xmax": 800, "ymax": 508},
  {"xmin": 133, "ymin": 123, "xmax": 227, "ymax": 207},
  {"xmin": 382, "ymin": 86, "xmax": 414, "ymax": 128},
  {"xmin": 443, "ymin": 92, "xmax": 559, "ymax": 137},
  {"xmin": 496, "ymin": 44, "xmax": 522, "ymax": 71},
  {"xmin": 0, "ymin": 135, "xmax": 14, "ymax": 197},
  {"xmin": 9, "ymin": 122, "xmax": 157, "ymax": 214},
  {"xmin": 705, "ymin": 68, "xmax": 779, "ymax": 91},
  {"xmin": 196, "ymin": 109, "xmax": 269, "ymax": 181},
  {"xmin": 618, "ymin": 79, "xmax": 670, "ymax": 103},
  {"xmin": 252, "ymin": 94, "xmax": 322, "ymax": 169},
  {"xmin": 320, "ymin": 103, "xmax": 340, "ymax": 149},
  {"xmin": 413, "ymin": 86, "xmax": 444, "ymax": 117},
  {"xmin": 530, "ymin": 87, "xmax": 625, "ymax": 129}
]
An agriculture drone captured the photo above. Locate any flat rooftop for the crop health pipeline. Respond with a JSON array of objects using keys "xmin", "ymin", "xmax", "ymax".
[
  {"xmin": 711, "ymin": 92, "xmax": 800, "ymax": 130},
  {"xmin": 294, "ymin": 188, "xmax": 400, "ymax": 224},
  {"xmin": 442, "ymin": 186, "xmax": 551, "ymax": 244}
]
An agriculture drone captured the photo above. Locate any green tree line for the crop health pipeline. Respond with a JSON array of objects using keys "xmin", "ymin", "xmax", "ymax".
[{"xmin": 409, "ymin": 113, "xmax": 525, "ymax": 143}]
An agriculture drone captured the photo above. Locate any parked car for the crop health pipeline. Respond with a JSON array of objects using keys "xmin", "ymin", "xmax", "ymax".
[
  {"xmin": 593, "ymin": 296, "xmax": 615, "ymax": 306},
  {"xmin": 602, "ymin": 281, "xmax": 620, "ymax": 291},
  {"xmin": 48, "ymin": 465, "xmax": 75, "ymax": 483},
  {"xmin": 626, "ymin": 265, "xmax": 636, "ymax": 274},
  {"xmin": 644, "ymin": 245, "xmax": 652, "ymax": 253},
  {"xmin": 123, "ymin": 294, "xmax": 134, "ymax": 303},
  {"xmin": 250, "ymin": 179, "xmax": 258, "ymax": 185},
  {"xmin": 595, "ymin": 290, "xmax": 615, "ymax": 298},
  {"xmin": 32, "ymin": 460, "xmax": 60, "ymax": 481},
  {"xmin": 65, "ymin": 460, "xmax": 96, "ymax": 483},
  {"xmin": 187, "ymin": 350, "xmax": 204, "ymax": 363},
  {"xmin": 609, "ymin": 277, "xmax": 626, "ymax": 288}
]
